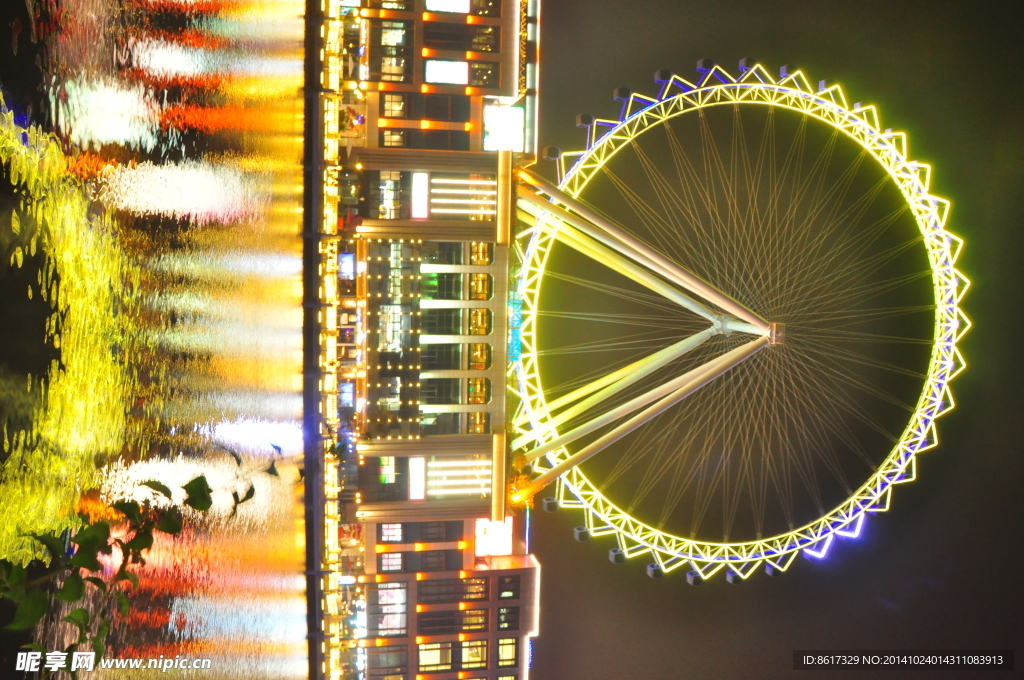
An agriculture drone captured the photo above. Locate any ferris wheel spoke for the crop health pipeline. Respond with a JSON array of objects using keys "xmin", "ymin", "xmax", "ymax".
[
  {"xmin": 512, "ymin": 328, "xmax": 716, "ymax": 447},
  {"xmin": 519, "ymin": 171, "xmax": 772, "ymax": 332}
]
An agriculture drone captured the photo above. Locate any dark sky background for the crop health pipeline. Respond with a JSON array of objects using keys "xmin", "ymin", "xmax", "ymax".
[{"xmin": 527, "ymin": 1, "xmax": 1024, "ymax": 678}]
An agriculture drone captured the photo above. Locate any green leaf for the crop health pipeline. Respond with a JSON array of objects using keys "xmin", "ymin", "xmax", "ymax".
[
  {"xmin": 32, "ymin": 534, "xmax": 67, "ymax": 563},
  {"xmin": 6, "ymin": 563, "xmax": 26, "ymax": 587},
  {"xmin": 71, "ymin": 522, "xmax": 111, "ymax": 555},
  {"xmin": 155, "ymin": 509, "xmax": 182, "ymax": 535},
  {"xmin": 114, "ymin": 592, "xmax": 130, "ymax": 617},
  {"xmin": 4, "ymin": 590, "xmax": 47, "ymax": 631},
  {"xmin": 55, "ymin": 573, "xmax": 85, "ymax": 603},
  {"xmin": 84, "ymin": 576, "xmax": 107, "ymax": 593},
  {"xmin": 124, "ymin": 530, "xmax": 153, "ymax": 552},
  {"xmin": 115, "ymin": 570, "xmax": 139, "ymax": 589},
  {"xmin": 62, "ymin": 607, "xmax": 90, "ymax": 631},
  {"xmin": 182, "ymin": 476, "xmax": 213, "ymax": 511},
  {"xmin": 112, "ymin": 501, "xmax": 141, "ymax": 523},
  {"xmin": 141, "ymin": 480, "xmax": 174, "ymax": 499},
  {"xmin": 69, "ymin": 551, "xmax": 101, "ymax": 572},
  {"xmin": 20, "ymin": 643, "xmax": 46, "ymax": 653}
]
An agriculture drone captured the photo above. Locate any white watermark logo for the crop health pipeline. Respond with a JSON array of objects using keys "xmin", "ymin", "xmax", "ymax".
[{"xmin": 16, "ymin": 651, "xmax": 212, "ymax": 673}]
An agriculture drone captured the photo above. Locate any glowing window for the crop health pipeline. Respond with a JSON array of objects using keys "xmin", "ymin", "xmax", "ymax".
[
  {"xmin": 468, "ymin": 343, "xmax": 491, "ymax": 370},
  {"xmin": 483, "ymin": 105, "xmax": 525, "ymax": 152},
  {"xmin": 380, "ymin": 523, "xmax": 403, "ymax": 542},
  {"xmin": 469, "ymin": 273, "xmax": 492, "ymax": 300},
  {"xmin": 381, "ymin": 57, "xmax": 408, "ymax": 82},
  {"xmin": 467, "ymin": 378, "xmax": 491, "ymax": 404},
  {"xmin": 412, "ymin": 172, "xmax": 429, "ymax": 219},
  {"xmin": 470, "ymin": 242, "xmax": 492, "ymax": 265},
  {"xmin": 497, "ymin": 638, "xmax": 518, "ymax": 667},
  {"xmin": 498, "ymin": 575, "xmax": 520, "ymax": 599},
  {"xmin": 425, "ymin": 0, "xmax": 470, "ymax": 12},
  {"xmin": 418, "ymin": 642, "xmax": 453, "ymax": 672},
  {"xmin": 461, "ymin": 639, "xmax": 487, "ymax": 670},
  {"xmin": 383, "ymin": 93, "xmax": 406, "ymax": 118},
  {"xmin": 425, "ymin": 60, "xmax": 469, "ymax": 85},
  {"xmin": 498, "ymin": 606, "xmax": 520, "ymax": 630},
  {"xmin": 382, "ymin": 129, "xmax": 406, "ymax": 147},
  {"xmin": 467, "ymin": 411, "xmax": 489, "ymax": 434},
  {"xmin": 469, "ymin": 308, "xmax": 492, "ymax": 335},
  {"xmin": 380, "ymin": 552, "xmax": 403, "ymax": 572}
]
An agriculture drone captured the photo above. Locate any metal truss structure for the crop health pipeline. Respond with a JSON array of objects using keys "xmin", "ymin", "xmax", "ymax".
[{"xmin": 509, "ymin": 62, "xmax": 969, "ymax": 579}]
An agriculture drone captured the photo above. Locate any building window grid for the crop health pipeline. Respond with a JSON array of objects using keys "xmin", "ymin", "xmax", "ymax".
[
  {"xmin": 461, "ymin": 639, "xmax": 487, "ymax": 670},
  {"xmin": 417, "ymin": 642, "xmax": 453, "ymax": 673},
  {"xmin": 380, "ymin": 552, "xmax": 403, "ymax": 572},
  {"xmin": 497, "ymin": 606, "xmax": 519, "ymax": 631},
  {"xmin": 380, "ymin": 523, "xmax": 403, "ymax": 543},
  {"xmin": 383, "ymin": 93, "xmax": 407, "ymax": 118},
  {"xmin": 383, "ymin": 129, "xmax": 406, "ymax": 147},
  {"xmin": 497, "ymin": 638, "xmax": 518, "ymax": 668}
]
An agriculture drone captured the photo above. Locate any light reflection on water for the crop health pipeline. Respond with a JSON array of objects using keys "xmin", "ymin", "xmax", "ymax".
[{"xmin": 0, "ymin": 0, "xmax": 308, "ymax": 675}]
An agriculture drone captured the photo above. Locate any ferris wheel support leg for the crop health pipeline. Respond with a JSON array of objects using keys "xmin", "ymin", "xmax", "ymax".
[
  {"xmin": 517, "ymin": 170, "xmax": 770, "ymax": 332},
  {"xmin": 511, "ymin": 326, "xmax": 717, "ymax": 450},
  {"xmin": 512, "ymin": 336, "xmax": 770, "ymax": 502},
  {"xmin": 518, "ymin": 205, "xmax": 720, "ymax": 323}
]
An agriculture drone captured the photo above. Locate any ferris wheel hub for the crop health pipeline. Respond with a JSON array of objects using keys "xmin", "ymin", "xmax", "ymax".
[{"xmin": 768, "ymin": 322, "xmax": 785, "ymax": 345}]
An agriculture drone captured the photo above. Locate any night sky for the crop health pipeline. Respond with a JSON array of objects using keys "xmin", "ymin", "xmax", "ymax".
[{"xmin": 527, "ymin": 1, "xmax": 1024, "ymax": 678}]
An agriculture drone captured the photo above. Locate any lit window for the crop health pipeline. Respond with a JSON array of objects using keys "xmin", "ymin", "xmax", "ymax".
[
  {"xmin": 383, "ymin": 93, "xmax": 406, "ymax": 118},
  {"xmin": 412, "ymin": 172, "xmax": 429, "ymax": 219},
  {"xmin": 409, "ymin": 456, "xmax": 426, "ymax": 501},
  {"xmin": 469, "ymin": 308, "xmax": 491, "ymax": 335},
  {"xmin": 380, "ymin": 23, "xmax": 407, "ymax": 46},
  {"xmin": 383, "ymin": 129, "xmax": 406, "ymax": 147},
  {"xmin": 469, "ymin": 273, "xmax": 492, "ymax": 300},
  {"xmin": 425, "ymin": 60, "xmax": 469, "ymax": 85},
  {"xmin": 467, "ymin": 378, "xmax": 491, "ymax": 404},
  {"xmin": 470, "ymin": 242, "xmax": 492, "ymax": 265},
  {"xmin": 425, "ymin": 0, "xmax": 470, "ymax": 12},
  {"xmin": 381, "ymin": 57, "xmax": 408, "ymax": 82},
  {"xmin": 483, "ymin": 105, "xmax": 525, "ymax": 152},
  {"xmin": 418, "ymin": 642, "xmax": 453, "ymax": 672},
  {"xmin": 461, "ymin": 640, "xmax": 487, "ymax": 670},
  {"xmin": 497, "ymin": 638, "xmax": 518, "ymax": 667},
  {"xmin": 466, "ymin": 411, "xmax": 489, "ymax": 434},
  {"xmin": 497, "ymin": 676, "xmax": 518, "ymax": 680},
  {"xmin": 498, "ymin": 575, "xmax": 520, "ymax": 599},
  {"xmin": 380, "ymin": 552, "xmax": 403, "ymax": 572},
  {"xmin": 470, "ymin": 62, "xmax": 497, "ymax": 87},
  {"xmin": 468, "ymin": 343, "xmax": 491, "ymax": 370},
  {"xmin": 381, "ymin": 523, "xmax": 403, "ymax": 543},
  {"xmin": 498, "ymin": 606, "xmax": 519, "ymax": 630},
  {"xmin": 379, "ymin": 456, "xmax": 397, "ymax": 484}
]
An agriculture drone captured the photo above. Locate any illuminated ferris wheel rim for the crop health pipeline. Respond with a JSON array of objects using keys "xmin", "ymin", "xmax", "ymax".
[{"xmin": 511, "ymin": 62, "xmax": 970, "ymax": 578}]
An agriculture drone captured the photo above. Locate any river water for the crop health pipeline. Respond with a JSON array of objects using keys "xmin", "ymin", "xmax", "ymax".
[{"xmin": 0, "ymin": 0, "xmax": 308, "ymax": 676}]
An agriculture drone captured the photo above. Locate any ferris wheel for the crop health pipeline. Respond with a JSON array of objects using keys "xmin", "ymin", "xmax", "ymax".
[{"xmin": 508, "ymin": 60, "xmax": 968, "ymax": 581}]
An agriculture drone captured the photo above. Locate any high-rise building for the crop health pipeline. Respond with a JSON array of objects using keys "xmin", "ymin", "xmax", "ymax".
[{"xmin": 313, "ymin": 1, "xmax": 542, "ymax": 678}]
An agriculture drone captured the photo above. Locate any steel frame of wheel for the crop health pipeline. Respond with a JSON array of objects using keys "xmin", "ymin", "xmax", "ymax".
[{"xmin": 509, "ymin": 63, "xmax": 970, "ymax": 579}]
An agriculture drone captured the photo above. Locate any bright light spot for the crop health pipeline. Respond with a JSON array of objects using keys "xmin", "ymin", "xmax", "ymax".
[
  {"xmin": 102, "ymin": 161, "xmax": 268, "ymax": 225},
  {"xmin": 205, "ymin": 418, "xmax": 303, "ymax": 456},
  {"xmin": 483, "ymin": 104, "xmax": 525, "ymax": 152},
  {"xmin": 411, "ymin": 173, "xmax": 429, "ymax": 218},
  {"xmin": 425, "ymin": 0, "xmax": 470, "ymax": 12},
  {"xmin": 425, "ymin": 60, "xmax": 469, "ymax": 85},
  {"xmin": 408, "ymin": 457, "xmax": 426, "ymax": 500},
  {"xmin": 475, "ymin": 517, "xmax": 513, "ymax": 557},
  {"xmin": 57, "ymin": 77, "xmax": 158, "ymax": 151}
]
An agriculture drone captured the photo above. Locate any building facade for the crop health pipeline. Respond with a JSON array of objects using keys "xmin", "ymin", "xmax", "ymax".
[{"xmin": 314, "ymin": 1, "xmax": 542, "ymax": 679}]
